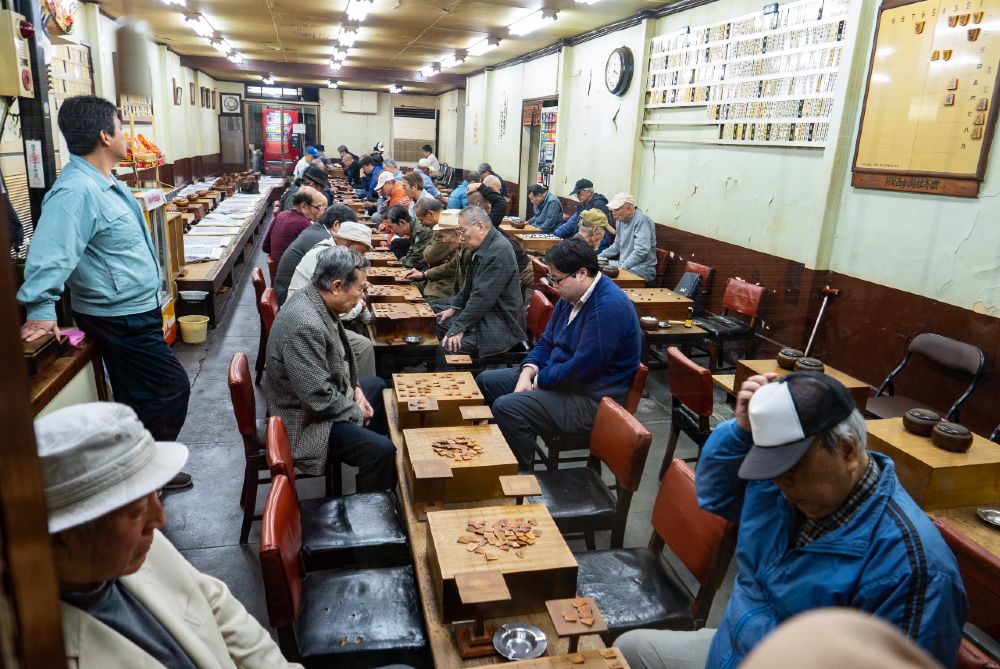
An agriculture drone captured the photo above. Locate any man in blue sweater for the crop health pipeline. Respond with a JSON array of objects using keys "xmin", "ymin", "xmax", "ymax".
[
  {"xmin": 617, "ymin": 372, "xmax": 967, "ymax": 669},
  {"xmin": 477, "ymin": 238, "xmax": 642, "ymax": 469}
]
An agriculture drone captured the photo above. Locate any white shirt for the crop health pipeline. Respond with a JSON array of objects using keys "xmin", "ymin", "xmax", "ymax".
[
  {"xmin": 293, "ymin": 156, "xmax": 312, "ymax": 180},
  {"xmin": 408, "ymin": 190, "xmax": 432, "ymax": 217},
  {"xmin": 425, "ymin": 154, "xmax": 441, "ymax": 173}
]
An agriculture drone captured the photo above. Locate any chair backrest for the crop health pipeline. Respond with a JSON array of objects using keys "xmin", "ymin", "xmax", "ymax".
[
  {"xmin": 266, "ymin": 415, "xmax": 297, "ymax": 487},
  {"xmin": 652, "ymin": 460, "xmax": 733, "ymax": 587},
  {"xmin": 721, "ymin": 278, "xmax": 765, "ymax": 319},
  {"xmin": 526, "ymin": 290, "xmax": 554, "ymax": 342},
  {"xmin": 667, "ymin": 347, "xmax": 714, "ymax": 418},
  {"xmin": 673, "ymin": 272, "xmax": 703, "ymax": 300},
  {"xmin": 655, "ymin": 248, "xmax": 669, "ymax": 284},
  {"xmin": 259, "ymin": 475, "xmax": 304, "ymax": 629},
  {"xmin": 933, "ymin": 517, "xmax": 1000, "ymax": 640},
  {"xmin": 589, "ymin": 398, "xmax": 652, "ymax": 492},
  {"xmin": 530, "ymin": 256, "xmax": 549, "ymax": 285},
  {"xmin": 266, "ymin": 256, "xmax": 279, "ymax": 283},
  {"xmin": 908, "ymin": 333, "xmax": 985, "ymax": 377},
  {"xmin": 227, "ymin": 352, "xmax": 258, "ymax": 444},
  {"xmin": 252, "ymin": 267, "xmax": 267, "ymax": 310},
  {"xmin": 260, "ymin": 288, "xmax": 279, "ymax": 336},
  {"xmin": 623, "ymin": 362, "xmax": 649, "ymax": 415},
  {"xmin": 683, "ymin": 261, "xmax": 713, "ymax": 292}
]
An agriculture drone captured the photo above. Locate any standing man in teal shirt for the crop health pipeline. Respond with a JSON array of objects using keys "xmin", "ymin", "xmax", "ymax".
[{"xmin": 17, "ymin": 95, "xmax": 192, "ymax": 489}]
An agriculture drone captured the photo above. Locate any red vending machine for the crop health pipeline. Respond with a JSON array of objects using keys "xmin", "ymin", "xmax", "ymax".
[{"xmin": 262, "ymin": 108, "xmax": 300, "ymax": 175}]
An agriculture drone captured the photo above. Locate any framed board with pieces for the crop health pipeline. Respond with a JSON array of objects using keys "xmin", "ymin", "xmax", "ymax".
[
  {"xmin": 365, "ymin": 284, "xmax": 424, "ymax": 303},
  {"xmin": 851, "ymin": 0, "xmax": 1000, "ymax": 197},
  {"xmin": 393, "ymin": 372, "xmax": 484, "ymax": 427},
  {"xmin": 426, "ymin": 504, "xmax": 578, "ymax": 622},
  {"xmin": 404, "ymin": 424, "xmax": 518, "ymax": 504},
  {"xmin": 364, "ymin": 250, "xmax": 399, "ymax": 266},
  {"xmin": 624, "ymin": 288, "xmax": 694, "ymax": 320}
]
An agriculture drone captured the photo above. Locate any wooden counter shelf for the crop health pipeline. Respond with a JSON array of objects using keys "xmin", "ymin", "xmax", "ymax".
[
  {"xmin": 28, "ymin": 338, "xmax": 109, "ymax": 416},
  {"xmin": 384, "ymin": 389, "xmax": 608, "ymax": 666},
  {"xmin": 929, "ymin": 506, "xmax": 1000, "ymax": 560}
]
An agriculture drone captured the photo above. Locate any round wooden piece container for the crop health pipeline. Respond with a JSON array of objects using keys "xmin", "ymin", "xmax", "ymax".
[
  {"xmin": 602, "ymin": 267, "xmax": 621, "ymax": 278},
  {"xmin": 776, "ymin": 348, "xmax": 804, "ymax": 370},
  {"xmin": 794, "ymin": 357, "xmax": 824, "ymax": 373},
  {"xmin": 931, "ymin": 422, "xmax": 973, "ymax": 453},
  {"xmin": 902, "ymin": 408, "xmax": 941, "ymax": 437},
  {"xmin": 510, "ymin": 221, "xmax": 526, "ymax": 230}
]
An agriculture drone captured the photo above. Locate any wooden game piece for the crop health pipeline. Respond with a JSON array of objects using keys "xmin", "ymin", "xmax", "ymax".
[
  {"xmin": 445, "ymin": 354, "xmax": 473, "ymax": 365},
  {"xmin": 545, "ymin": 596, "xmax": 609, "ymax": 654},
  {"xmin": 602, "ymin": 649, "xmax": 618, "ymax": 659}
]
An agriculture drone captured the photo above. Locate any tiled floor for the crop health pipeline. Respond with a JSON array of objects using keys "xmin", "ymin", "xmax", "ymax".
[{"xmin": 162, "ymin": 241, "xmax": 738, "ymax": 640}]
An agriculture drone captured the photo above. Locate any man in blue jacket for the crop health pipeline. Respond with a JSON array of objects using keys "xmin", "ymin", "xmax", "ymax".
[
  {"xmin": 476, "ymin": 237, "xmax": 642, "ymax": 469},
  {"xmin": 554, "ymin": 178, "xmax": 612, "ymax": 240},
  {"xmin": 617, "ymin": 372, "xmax": 967, "ymax": 669},
  {"xmin": 447, "ymin": 171, "xmax": 480, "ymax": 209},
  {"xmin": 17, "ymin": 95, "xmax": 192, "ymax": 489},
  {"xmin": 525, "ymin": 184, "xmax": 564, "ymax": 233}
]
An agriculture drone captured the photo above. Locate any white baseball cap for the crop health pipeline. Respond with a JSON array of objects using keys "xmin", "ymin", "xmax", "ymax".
[{"xmin": 375, "ymin": 170, "xmax": 395, "ymax": 191}]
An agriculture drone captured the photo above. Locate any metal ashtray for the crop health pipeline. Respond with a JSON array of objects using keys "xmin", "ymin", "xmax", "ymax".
[
  {"xmin": 976, "ymin": 506, "xmax": 1000, "ymax": 528},
  {"xmin": 493, "ymin": 623, "xmax": 546, "ymax": 661},
  {"xmin": 404, "ymin": 335, "xmax": 423, "ymax": 345},
  {"xmin": 658, "ymin": 320, "xmax": 671, "ymax": 329}
]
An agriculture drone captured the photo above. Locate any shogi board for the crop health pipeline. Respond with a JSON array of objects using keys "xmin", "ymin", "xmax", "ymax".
[
  {"xmin": 364, "ymin": 250, "xmax": 397, "ymax": 267},
  {"xmin": 866, "ymin": 418, "xmax": 1000, "ymax": 509},
  {"xmin": 426, "ymin": 504, "xmax": 577, "ymax": 622},
  {"xmin": 367, "ymin": 266, "xmax": 411, "ymax": 285},
  {"xmin": 371, "ymin": 303, "xmax": 436, "ymax": 342},
  {"xmin": 393, "ymin": 371, "xmax": 484, "ymax": 428},
  {"xmin": 624, "ymin": 288, "xmax": 693, "ymax": 320},
  {"xmin": 516, "ymin": 233, "xmax": 562, "ymax": 254},
  {"xmin": 403, "ymin": 424, "xmax": 518, "ymax": 503},
  {"xmin": 365, "ymin": 284, "xmax": 423, "ymax": 303},
  {"xmin": 500, "ymin": 222, "xmax": 541, "ymax": 235},
  {"xmin": 479, "ymin": 648, "xmax": 629, "ymax": 669},
  {"xmin": 734, "ymin": 359, "xmax": 871, "ymax": 411}
]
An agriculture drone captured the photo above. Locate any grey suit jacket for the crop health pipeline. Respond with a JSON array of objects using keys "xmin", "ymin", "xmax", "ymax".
[
  {"xmin": 446, "ymin": 226, "xmax": 526, "ymax": 357},
  {"xmin": 263, "ymin": 284, "xmax": 360, "ymax": 475}
]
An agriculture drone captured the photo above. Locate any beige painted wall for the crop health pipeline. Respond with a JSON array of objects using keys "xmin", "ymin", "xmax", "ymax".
[
  {"xmin": 317, "ymin": 89, "xmax": 438, "ymax": 160},
  {"xmin": 437, "ymin": 89, "xmax": 464, "ymax": 166}
]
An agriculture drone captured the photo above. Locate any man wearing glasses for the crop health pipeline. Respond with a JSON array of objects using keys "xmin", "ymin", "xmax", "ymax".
[
  {"xmin": 436, "ymin": 207, "xmax": 527, "ymax": 364},
  {"xmin": 263, "ymin": 186, "xmax": 327, "ymax": 267},
  {"xmin": 476, "ymin": 237, "xmax": 642, "ymax": 469}
]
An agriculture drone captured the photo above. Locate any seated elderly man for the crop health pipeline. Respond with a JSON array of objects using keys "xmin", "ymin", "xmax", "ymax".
[
  {"xmin": 468, "ymin": 176, "xmax": 535, "ymax": 304},
  {"xmin": 554, "ymin": 178, "xmax": 613, "ymax": 239},
  {"xmin": 436, "ymin": 206, "xmax": 527, "ymax": 363},
  {"xmin": 477, "ymin": 238, "xmax": 642, "ymax": 469},
  {"xmin": 415, "ymin": 159, "xmax": 442, "ymax": 199},
  {"xmin": 385, "ymin": 204, "xmax": 417, "ymax": 262},
  {"xmin": 401, "ymin": 172, "xmax": 431, "ymax": 219},
  {"xmin": 275, "ymin": 203, "xmax": 356, "ymax": 305},
  {"xmin": 575, "ymin": 208, "xmax": 615, "ymax": 253},
  {"xmin": 447, "ymin": 171, "xmax": 480, "ymax": 209},
  {"xmin": 476, "ymin": 162, "xmax": 509, "ymax": 197},
  {"xmin": 617, "ymin": 372, "xmax": 967, "ymax": 669},
  {"xmin": 404, "ymin": 210, "xmax": 471, "ymax": 312},
  {"xmin": 371, "ymin": 169, "xmax": 411, "ymax": 225},
  {"xmin": 266, "ymin": 246, "xmax": 396, "ymax": 492},
  {"xmin": 263, "ymin": 186, "xmax": 326, "ymax": 266},
  {"xmin": 525, "ymin": 184, "xmax": 563, "ymax": 234},
  {"xmin": 302, "ymin": 164, "xmax": 334, "ymax": 205},
  {"xmin": 598, "ymin": 192, "xmax": 657, "ymax": 285},
  {"xmin": 286, "ymin": 221, "xmax": 376, "ymax": 378},
  {"xmin": 36, "ymin": 402, "xmax": 302, "ymax": 668},
  {"xmin": 403, "ymin": 197, "xmax": 442, "ymax": 270}
]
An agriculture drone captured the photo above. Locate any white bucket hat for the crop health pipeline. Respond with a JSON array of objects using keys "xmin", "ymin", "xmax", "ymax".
[
  {"xmin": 334, "ymin": 221, "xmax": 374, "ymax": 250},
  {"xmin": 35, "ymin": 403, "xmax": 188, "ymax": 533}
]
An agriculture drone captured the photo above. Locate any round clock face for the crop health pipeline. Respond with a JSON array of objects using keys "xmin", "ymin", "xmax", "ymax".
[
  {"xmin": 605, "ymin": 47, "xmax": 634, "ymax": 97},
  {"xmin": 222, "ymin": 96, "xmax": 239, "ymax": 112}
]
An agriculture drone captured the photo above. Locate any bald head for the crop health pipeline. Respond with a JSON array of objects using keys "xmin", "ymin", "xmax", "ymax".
[{"xmin": 483, "ymin": 175, "xmax": 501, "ymax": 191}]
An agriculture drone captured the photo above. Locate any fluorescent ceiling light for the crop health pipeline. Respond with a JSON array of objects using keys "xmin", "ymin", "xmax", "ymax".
[
  {"xmin": 211, "ymin": 38, "xmax": 231, "ymax": 54},
  {"xmin": 508, "ymin": 10, "xmax": 557, "ymax": 37},
  {"xmin": 468, "ymin": 38, "xmax": 499, "ymax": 57},
  {"xmin": 329, "ymin": 61, "xmax": 343, "ymax": 71},
  {"xmin": 333, "ymin": 48, "xmax": 349, "ymax": 62},
  {"xmin": 226, "ymin": 51, "xmax": 244, "ymax": 64},
  {"xmin": 185, "ymin": 14, "xmax": 214, "ymax": 38},
  {"xmin": 328, "ymin": 80, "xmax": 339, "ymax": 88},
  {"xmin": 440, "ymin": 54, "xmax": 466, "ymax": 69},
  {"xmin": 574, "ymin": 0, "xmax": 603, "ymax": 4},
  {"xmin": 262, "ymin": 75, "xmax": 275, "ymax": 84},
  {"xmin": 388, "ymin": 84, "xmax": 402, "ymax": 94},
  {"xmin": 420, "ymin": 65, "xmax": 439, "ymax": 78},
  {"xmin": 338, "ymin": 24, "xmax": 359, "ymax": 47},
  {"xmin": 346, "ymin": 0, "xmax": 374, "ymax": 22},
  {"xmin": 162, "ymin": 0, "xmax": 186, "ymax": 6}
]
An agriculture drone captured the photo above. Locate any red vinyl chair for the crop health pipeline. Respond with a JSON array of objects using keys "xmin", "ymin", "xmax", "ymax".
[
  {"xmin": 696, "ymin": 277, "xmax": 765, "ymax": 372},
  {"xmin": 659, "ymin": 346, "xmax": 716, "ymax": 476},
  {"xmin": 251, "ymin": 268, "xmax": 268, "ymax": 384},
  {"xmin": 227, "ymin": 352, "xmax": 270, "ymax": 545},
  {"xmin": 259, "ymin": 287, "xmax": 279, "ymax": 382}
]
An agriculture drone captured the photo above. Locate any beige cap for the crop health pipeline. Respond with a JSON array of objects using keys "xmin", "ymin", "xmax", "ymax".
[
  {"xmin": 579, "ymin": 208, "xmax": 614, "ymax": 234},
  {"xmin": 607, "ymin": 192, "xmax": 637, "ymax": 209},
  {"xmin": 375, "ymin": 170, "xmax": 395, "ymax": 191},
  {"xmin": 436, "ymin": 210, "xmax": 460, "ymax": 230},
  {"xmin": 333, "ymin": 221, "xmax": 374, "ymax": 251}
]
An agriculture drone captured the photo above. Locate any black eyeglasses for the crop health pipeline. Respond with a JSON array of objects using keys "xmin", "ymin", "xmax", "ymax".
[{"xmin": 544, "ymin": 272, "xmax": 572, "ymax": 286}]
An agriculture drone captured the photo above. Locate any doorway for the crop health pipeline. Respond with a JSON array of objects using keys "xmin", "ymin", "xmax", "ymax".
[
  {"xmin": 246, "ymin": 100, "xmax": 320, "ymax": 178},
  {"xmin": 517, "ymin": 98, "xmax": 558, "ymax": 218}
]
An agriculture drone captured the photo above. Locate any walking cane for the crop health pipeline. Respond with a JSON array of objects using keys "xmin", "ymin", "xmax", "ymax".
[{"xmin": 804, "ymin": 286, "xmax": 840, "ymax": 357}]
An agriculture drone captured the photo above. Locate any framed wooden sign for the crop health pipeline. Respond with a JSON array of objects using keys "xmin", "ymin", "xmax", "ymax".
[
  {"xmin": 189, "ymin": 81, "xmax": 195, "ymax": 105},
  {"xmin": 852, "ymin": 0, "xmax": 1000, "ymax": 197}
]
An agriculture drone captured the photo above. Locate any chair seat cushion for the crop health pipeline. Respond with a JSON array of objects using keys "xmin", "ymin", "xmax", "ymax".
[
  {"xmin": 526, "ymin": 468, "xmax": 616, "ymax": 534},
  {"xmin": 575, "ymin": 548, "xmax": 696, "ymax": 634},
  {"xmin": 865, "ymin": 394, "xmax": 936, "ymax": 420},
  {"xmin": 300, "ymin": 491, "xmax": 409, "ymax": 570},
  {"xmin": 698, "ymin": 315, "xmax": 753, "ymax": 341},
  {"xmin": 295, "ymin": 565, "xmax": 427, "ymax": 666}
]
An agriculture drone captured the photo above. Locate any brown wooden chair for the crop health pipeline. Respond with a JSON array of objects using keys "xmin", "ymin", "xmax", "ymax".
[
  {"xmin": 659, "ymin": 346, "xmax": 715, "ymax": 478},
  {"xmin": 251, "ymin": 268, "xmax": 268, "ymax": 385},
  {"xmin": 534, "ymin": 363, "xmax": 650, "ymax": 471},
  {"xmin": 506, "ymin": 290, "xmax": 555, "ymax": 369},
  {"xmin": 866, "ymin": 333, "xmax": 985, "ymax": 423},
  {"xmin": 228, "ymin": 352, "xmax": 272, "ymax": 545},
  {"xmin": 259, "ymin": 475, "xmax": 428, "ymax": 668},
  {"xmin": 681, "ymin": 260, "xmax": 713, "ymax": 314},
  {"xmin": 575, "ymin": 459, "xmax": 737, "ymax": 640},
  {"xmin": 531, "ymin": 256, "xmax": 560, "ymax": 303},
  {"xmin": 696, "ymin": 277, "xmax": 765, "ymax": 372},
  {"xmin": 655, "ymin": 247, "xmax": 670, "ymax": 287},
  {"xmin": 527, "ymin": 398, "xmax": 652, "ymax": 549},
  {"xmin": 265, "ymin": 416, "xmax": 408, "ymax": 570}
]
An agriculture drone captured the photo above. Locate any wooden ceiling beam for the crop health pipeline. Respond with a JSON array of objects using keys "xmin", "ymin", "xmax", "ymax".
[{"xmin": 178, "ymin": 55, "xmax": 466, "ymax": 86}]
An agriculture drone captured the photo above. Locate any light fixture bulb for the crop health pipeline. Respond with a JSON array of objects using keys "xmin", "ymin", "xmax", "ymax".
[
  {"xmin": 226, "ymin": 51, "xmax": 244, "ymax": 64},
  {"xmin": 468, "ymin": 38, "xmax": 499, "ymax": 57},
  {"xmin": 508, "ymin": 10, "xmax": 557, "ymax": 37},
  {"xmin": 185, "ymin": 14, "xmax": 214, "ymax": 38},
  {"xmin": 262, "ymin": 75, "xmax": 274, "ymax": 85},
  {"xmin": 420, "ymin": 65, "xmax": 439, "ymax": 78},
  {"xmin": 333, "ymin": 48, "xmax": 349, "ymax": 62},
  {"xmin": 440, "ymin": 54, "xmax": 465, "ymax": 69},
  {"xmin": 329, "ymin": 61, "xmax": 342, "ymax": 71},
  {"xmin": 328, "ymin": 80, "xmax": 339, "ymax": 88},
  {"xmin": 161, "ymin": 0, "xmax": 186, "ymax": 6},
  {"xmin": 346, "ymin": 0, "xmax": 373, "ymax": 22},
  {"xmin": 211, "ymin": 38, "xmax": 231, "ymax": 54},
  {"xmin": 388, "ymin": 84, "xmax": 402, "ymax": 94},
  {"xmin": 574, "ymin": 0, "xmax": 603, "ymax": 4}
]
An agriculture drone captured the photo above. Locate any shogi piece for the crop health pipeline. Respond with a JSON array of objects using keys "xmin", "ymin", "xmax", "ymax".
[
  {"xmin": 364, "ymin": 250, "xmax": 398, "ymax": 267},
  {"xmin": 515, "ymin": 233, "xmax": 562, "ymax": 254},
  {"xmin": 367, "ymin": 266, "xmax": 412, "ymax": 285},
  {"xmin": 371, "ymin": 303, "xmax": 437, "ymax": 343},
  {"xmin": 365, "ymin": 284, "xmax": 423, "ymax": 303},
  {"xmin": 545, "ymin": 597, "xmax": 608, "ymax": 653},
  {"xmin": 734, "ymin": 359, "xmax": 870, "ymax": 411},
  {"xmin": 866, "ymin": 418, "xmax": 1000, "ymax": 509},
  {"xmin": 625, "ymin": 288, "xmax": 693, "ymax": 320},
  {"xmin": 393, "ymin": 372, "xmax": 484, "ymax": 428},
  {"xmin": 426, "ymin": 504, "xmax": 577, "ymax": 622},
  {"xmin": 404, "ymin": 424, "xmax": 517, "ymax": 503}
]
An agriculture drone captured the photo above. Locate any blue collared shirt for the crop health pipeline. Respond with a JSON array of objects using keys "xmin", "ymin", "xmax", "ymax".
[
  {"xmin": 17, "ymin": 155, "xmax": 161, "ymax": 320},
  {"xmin": 419, "ymin": 170, "xmax": 441, "ymax": 198}
]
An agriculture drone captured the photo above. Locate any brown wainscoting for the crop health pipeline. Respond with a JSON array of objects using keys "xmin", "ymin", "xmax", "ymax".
[
  {"xmin": 121, "ymin": 153, "xmax": 225, "ymax": 188},
  {"xmin": 654, "ymin": 223, "xmax": 1000, "ymax": 437}
]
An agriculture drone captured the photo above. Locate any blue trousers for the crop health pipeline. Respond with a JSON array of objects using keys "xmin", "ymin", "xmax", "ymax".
[{"xmin": 74, "ymin": 308, "xmax": 191, "ymax": 441}]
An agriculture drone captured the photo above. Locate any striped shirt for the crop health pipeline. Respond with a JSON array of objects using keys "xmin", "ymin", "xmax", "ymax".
[{"xmin": 793, "ymin": 456, "xmax": 881, "ymax": 548}]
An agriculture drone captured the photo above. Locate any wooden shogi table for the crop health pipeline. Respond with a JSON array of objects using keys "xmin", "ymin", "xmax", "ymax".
[
  {"xmin": 383, "ymin": 390, "xmax": 609, "ymax": 666},
  {"xmin": 365, "ymin": 284, "xmax": 423, "ymax": 303},
  {"xmin": 368, "ymin": 327, "xmax": 439, "ymax": 380},
  {"xmin": 370, "ymin": 302, "xmax": 436, "ymax": 342},
  {"xmin": 500, "ymin": 223, "xmax": 541, "ymax": 236},
  {"xmin": 367, "ymin": 266, "xmax": 412, "ymax": 285},
  {"xmin": 609, "ymin": 269, "xmax": 645, "ymax": 289},
  {"xmin": 624, "ymin": 288, "xmax": 693, "ymax": 321},
  {"xmin": 403, "ymin": 424, "xmax": 518, "ymax": 504},
  {"xmin": 393, "ymin": 371, "xmax": 484, "ymax": 428},
  {"xmin": 515, "ymin": 233, "xmax": 562, "ymax": 255},
  {"xmin": 733, "ymin": 359, "xmax": 870, "ymax": 411},
  {"xmin": 365, "ymin": 250, "xmax": 399, "ymax": 267}
]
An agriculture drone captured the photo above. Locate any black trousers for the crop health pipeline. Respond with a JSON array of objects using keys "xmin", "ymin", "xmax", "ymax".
[
  {"xmin": 390, "ymin": 236, "xmax": 412, "ymax": 260},
  {"xmin": 327, "ymin": 376, "xmax": 397, "ymax": 492},
  {"xmin": 74, "ymin": 308, "xmax": 191, "ymax": 441}
]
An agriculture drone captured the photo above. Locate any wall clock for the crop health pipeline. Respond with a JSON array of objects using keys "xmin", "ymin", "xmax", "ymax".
[
  {"xmin": 605, "ymin": 46, "xmax": 634, "ymax": 97},
  {"xmin": 220, "ymin": 93, "xmax": 242, "ymax": 114}
]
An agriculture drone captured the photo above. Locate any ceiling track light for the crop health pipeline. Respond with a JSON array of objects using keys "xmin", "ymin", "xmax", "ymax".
[
  {"xmin": 210, "ymin": 37, "xmax": 231, "ymax": 54},
  {"xmin": 420, "ymin": 64, "xmax": 440, "ymax": 78},
  {"xmin": 468, "ymin": 37, "xmax": 500, "ymax": 57},
  {"xmin": 184, "ymin": 13, "xmax": 214, "ymax": 38},
  {"xmin": 329, "ymin": 61, "xmax": 343, "ymax": 71},
  {"xmin": 574, "ymin": 0, "xmax": 603, "ymax": 4},
  {"xmin": 262, "ymin": 74, "xmax": 275, "ymax": 85},
  {"xmin": 508, "ymin": 9, "xmax": 557, "ymax": 37},
  {"xmin": 440, "ymin": 52, "xmax": 467, "ymax": 69},
  {"xmin": 338, "ymin": 22, "xmax": 359, "ymax": 47},
  {"xmin": 226, "ymin": 51, "xmax": 244, "ymax": 64},
  {"xmin": 328, "ymin": 80, "xmax": 339, "ymax": 88},
  {"xmin": 346, "ymin": 0, "xmax": 374, "ymax": 22},
  {"xmin": 388, "ymin": 84, "xmax": 402, "ymax": 94},
  {"xmin": 333, "ymin": 47, "xmax": 349, "ymax": 62}
]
